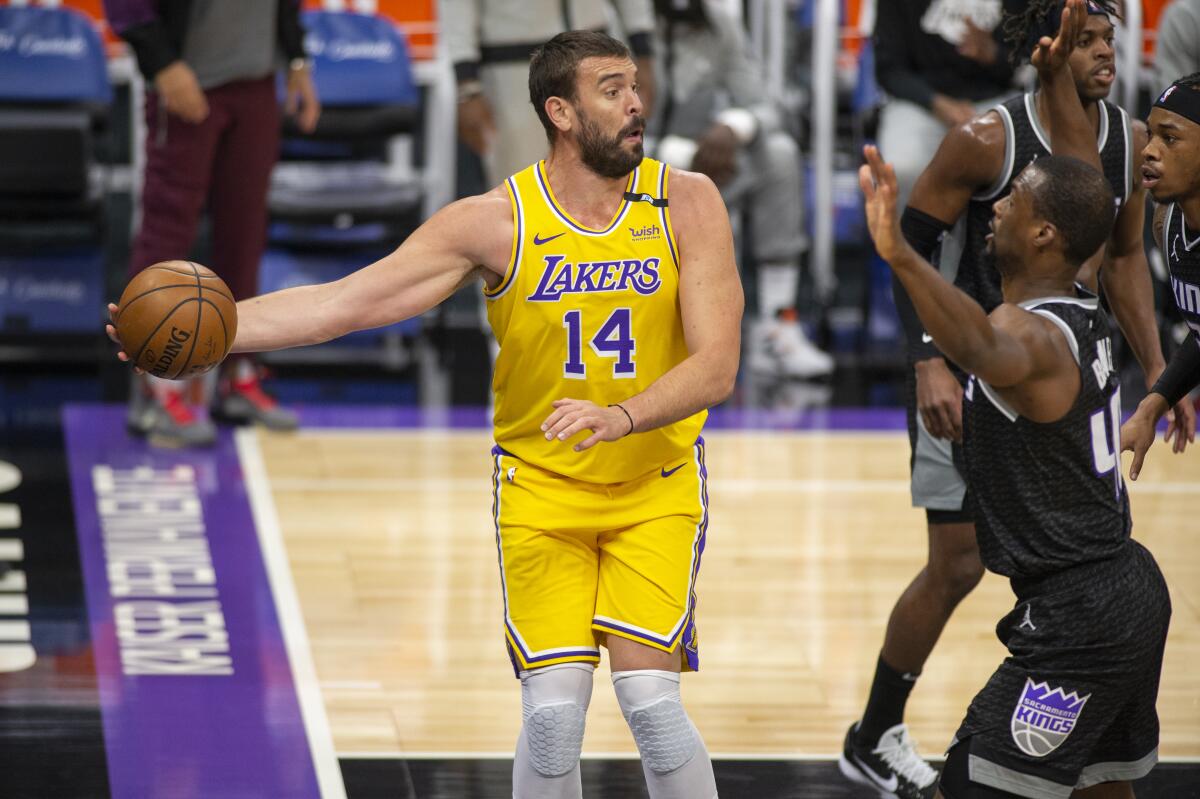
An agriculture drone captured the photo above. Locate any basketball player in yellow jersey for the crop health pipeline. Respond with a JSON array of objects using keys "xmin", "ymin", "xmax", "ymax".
[{"xmin": 109, "ymin": 30, "xmax": 740, "ymax": 799}]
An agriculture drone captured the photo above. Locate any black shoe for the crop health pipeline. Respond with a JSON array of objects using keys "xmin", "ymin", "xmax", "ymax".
[{"xmin": 838, "ymin": 721, "xmax": 938, "ymax": 799}]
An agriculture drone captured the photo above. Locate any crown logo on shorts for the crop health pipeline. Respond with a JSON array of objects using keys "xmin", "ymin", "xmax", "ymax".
[{"xmin": 1010, "ymin": 678, "xmax": 1092, "ymax": 758}]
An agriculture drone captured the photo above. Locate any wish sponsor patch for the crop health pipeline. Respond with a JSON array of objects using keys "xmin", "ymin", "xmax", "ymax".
[{"xmin": 1010, "ymin": 678, "xmax": 1091, "ymax": 757}]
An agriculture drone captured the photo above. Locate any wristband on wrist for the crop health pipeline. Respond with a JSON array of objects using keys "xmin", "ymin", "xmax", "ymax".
[
  {"xmin": 1149, "ymin": 331, "xmax": 1200, "ymax": 407},
  {"xmin": 609, "ymin": 403, "xmax": 635, "ymax": 436}
]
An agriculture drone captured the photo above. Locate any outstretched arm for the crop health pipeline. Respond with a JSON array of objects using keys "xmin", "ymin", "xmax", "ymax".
[
  {"xmin": 860, "ymin": 146, "xmax": 1066, "ymax": 393},
  {"xmin": 110, "ymin": 191, "xmax": 513, "ymax": 362},
  {"xmin": 1033, "ymin": 0, "xmax": 1101, "ymax": 169},
  {"xmin": 231, "ymin": 195, "xmax": 508, "ymax": 352}
]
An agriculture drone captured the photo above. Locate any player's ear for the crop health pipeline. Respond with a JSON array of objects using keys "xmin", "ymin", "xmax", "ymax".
[
  {"xmin": 546, "ymin": 96, "xmax": 573, "ymax": 135},
  {"xmin": 1032, "ymin": 220, "xmax": 1058, "ymax": 252}
]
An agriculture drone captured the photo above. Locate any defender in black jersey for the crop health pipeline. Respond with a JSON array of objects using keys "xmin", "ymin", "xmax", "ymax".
[
  {"xmin": 861, "ymin": 136, "xmax": 1171, "ymax": 799},
  {"xmin": 1122, "ymin": 73, "xmax": 1200, "ymax": 477},
  {"xmin": 842, "ymin": 5, "xmax": 1190, "ymax": 794}
]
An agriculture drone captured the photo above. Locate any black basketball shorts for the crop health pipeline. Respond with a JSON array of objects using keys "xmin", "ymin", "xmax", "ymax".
[{"xmin": 943, "ymin": 541, "xmax": 1170, "ymax": 799}]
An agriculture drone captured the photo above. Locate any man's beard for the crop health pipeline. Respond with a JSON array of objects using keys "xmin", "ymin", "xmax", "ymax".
[{"xmin": 577, "ymin": 110, "xmax": 644, "ymax": 179}]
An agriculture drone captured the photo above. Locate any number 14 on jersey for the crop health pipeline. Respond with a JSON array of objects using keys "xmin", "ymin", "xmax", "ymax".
[{"xmin": 563, "ymin": 308, "xmax": 637, "ymax": 379}]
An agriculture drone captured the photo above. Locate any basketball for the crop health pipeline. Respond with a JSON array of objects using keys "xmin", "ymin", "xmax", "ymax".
[{"xmin": 114, "ymin": 260, "xmax": 238, "ymax": 380}]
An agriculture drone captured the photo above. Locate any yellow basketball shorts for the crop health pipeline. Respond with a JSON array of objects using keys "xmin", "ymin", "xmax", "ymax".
[{"xmin": 489, "ymin": 438, "xmax": 709, "ymax": 675}]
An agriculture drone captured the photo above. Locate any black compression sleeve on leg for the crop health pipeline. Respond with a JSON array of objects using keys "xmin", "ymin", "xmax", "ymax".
[
  {"xmin": 1150, "ymin": 330, "xmax": 1200, "ymax": 407},
  {"xmin": 896, "ymin": 208, "xmax": 954, "ymax": 362}
]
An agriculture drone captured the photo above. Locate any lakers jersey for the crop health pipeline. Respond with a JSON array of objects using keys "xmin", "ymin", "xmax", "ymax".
[{"xmin": 486, "ymin": 158, "xmax": 705, "ymax": 483}]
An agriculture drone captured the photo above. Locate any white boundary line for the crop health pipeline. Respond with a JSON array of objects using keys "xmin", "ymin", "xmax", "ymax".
[{"xmin": 237, "ymin": 428, "xmax": 348, "ymax": 799}]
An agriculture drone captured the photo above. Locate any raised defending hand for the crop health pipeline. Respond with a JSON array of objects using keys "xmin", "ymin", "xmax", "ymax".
[
  {"xmin": 1031, "ymin": 0, "xmax": 1087, "ymax": 77},
  {"xmin": 540, "ymin": 398, "xmax": 633, "ymax": 452},
  {"xmin": 1121, "ymin": 394, "xmax": 1167, "ymax": 481},
  {"xmin": 859, "ymin": 145, "xmax": 907, "ymax": 264}
]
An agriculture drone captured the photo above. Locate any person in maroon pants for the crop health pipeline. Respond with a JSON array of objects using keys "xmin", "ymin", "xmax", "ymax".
[{"xmin": 105, "ymin": 0, "xmax": 320, "ymax": 447}]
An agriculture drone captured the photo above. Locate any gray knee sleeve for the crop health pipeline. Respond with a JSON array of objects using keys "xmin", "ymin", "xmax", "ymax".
[
  {"xmin": 520, "ymin": 663, "xmax": 594, "ymax": 778},
  {"xmin": 612, "ymin": 670, "xmax": 698, "ymax": 774}
]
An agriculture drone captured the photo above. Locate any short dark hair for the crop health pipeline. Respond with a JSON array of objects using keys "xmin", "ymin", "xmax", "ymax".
[
  {"xmin": 1023, "ymin": 156, "xmax": 1115, "ymax": 265},
  {"xmin": 528, "ymin": 31, "xmax": 631, "ymax": 141}
]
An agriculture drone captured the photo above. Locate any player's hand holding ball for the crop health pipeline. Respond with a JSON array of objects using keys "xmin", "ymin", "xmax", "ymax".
[{"xmin": 106, "ymin": 260, "xmax": 237, "ymax": 379}]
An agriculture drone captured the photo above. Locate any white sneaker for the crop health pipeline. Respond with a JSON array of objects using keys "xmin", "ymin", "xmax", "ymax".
[
  {"xmin": 839, "ymin": 722, "xmax": 938, "ymax": 799},
  {"xmin": 750, "ymin": 316, "xmax": 834, "ymax": 379},
  {"xmin": 747, "ymin": 319, "xmax": 781, "ymax": 375}
]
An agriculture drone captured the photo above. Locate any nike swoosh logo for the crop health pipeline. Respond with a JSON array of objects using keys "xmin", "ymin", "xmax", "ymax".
[
  {"xmin": 852, "ymin": 752, "xmax": 899, "ymax": 792},
  {"xmin": 533, "ymin": 231, "xmax": 566, "ymax": 245},
  {"xmin": 661, "ymin": 463, "xmax": 686, "ymax": 478}
]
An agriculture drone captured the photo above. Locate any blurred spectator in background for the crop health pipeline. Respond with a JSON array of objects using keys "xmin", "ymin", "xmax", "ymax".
[
  {"xmin": 444, "ymin": 0, "xmax": 657, "ymax": 186},
  {"xmin": 650, "ymin": 0, "xmax": 832, "ymax": 379},
  {"xmin": 104, "ymin": 0, "xmax": 319, "ymax": 448},
  {"xmin": 1154, "ymin": 0, "xmax": 1200, "ymax": 94},
  {"xmin": 875, "ymin": 0, "xmax": 1018, "ymax": 207}
]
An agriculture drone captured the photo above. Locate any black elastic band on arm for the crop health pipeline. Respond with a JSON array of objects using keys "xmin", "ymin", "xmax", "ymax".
[
  {"xmin": 1150, "ymin": 330, "xmax": 1200, "ymax": 406},
  {"xmin": 895, "ymin": 207, "xmax": 954, "ymax": 361},
  {"xmin": 900, "ymin": 206, "xmax": 953, "ymax": 260}
]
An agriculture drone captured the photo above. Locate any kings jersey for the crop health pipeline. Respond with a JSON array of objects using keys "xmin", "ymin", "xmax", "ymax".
[{"xmin": 486, "ymin": 158, "xmax": 704, "ymax": 483}]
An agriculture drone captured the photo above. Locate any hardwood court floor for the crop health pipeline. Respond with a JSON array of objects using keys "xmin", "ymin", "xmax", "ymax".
[{"xmin": 257, "ymin": 429, "xmax": 1200, "ymax": 760}]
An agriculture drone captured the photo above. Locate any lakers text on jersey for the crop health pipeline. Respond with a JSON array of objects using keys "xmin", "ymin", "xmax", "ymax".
[{"xmin": 486, "ymin": 158, "xmax": 703, "ymax": 484}]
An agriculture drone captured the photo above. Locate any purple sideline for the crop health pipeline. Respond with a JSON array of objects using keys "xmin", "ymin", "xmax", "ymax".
[{"xmin": 64, "ymin": 406, "xmax": 323, "ymax": 799}]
